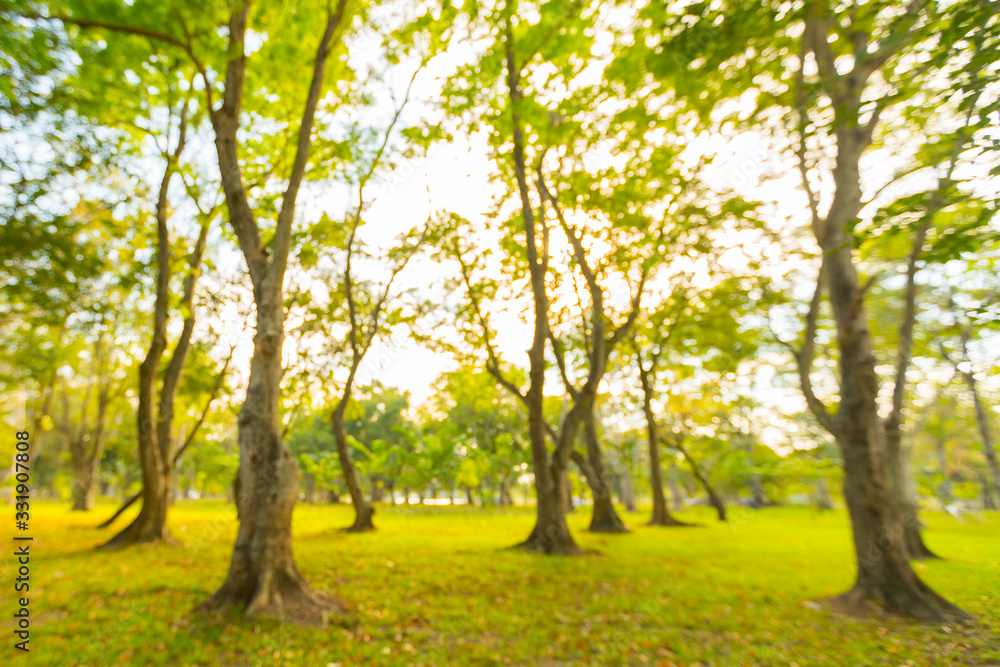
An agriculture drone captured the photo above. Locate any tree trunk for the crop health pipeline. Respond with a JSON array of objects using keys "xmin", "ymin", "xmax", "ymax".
[
  {"xmin": 637, "ymin": 364, "xmax": 691, "ymax": 527},
  {"xmin": 199, "ymin": 296, "xmax": 332, "ymax": 620},
  {"xmin": 981, "ymin": 474, "xmax": 996, "ymax": 511},
  {"xmin": 884, "ymin": 426, "xmax": 937, "ymax": 559},
  {"xmin": 880, "ymin": 180, "xmax": 941, "ymax": 560},
  {"xmin": 814, "ymin": 478, "xmax": 834, "ymax": 510},
  {"xmin": 503, "ymin": 15, "xmax": 578, "ymax": 556},
  {"xmin": 831, "ymin": 411, "xmax": 965, "ymax": 619},
  {"xmin": 669, "ymin": 460, "xmax": 684, "ymax": 511},
  {"xmin": 790, "ymin": 20, "xmax": 971, "ymax": 618},
  {"xmin": 706, "ymin": 488, "xmax": 726, "ymax": 522},
  {"xmin": 332, "ymin": 410, "xmax": 375, "ymax": 532},
  {"xmin": 97, "ymin": 490, "xmax": 141, "ymax": 529},
  {"xmin": 101, "ymin": 100, "xmax": 179, "ymax": 543},
  {"xmin": 815, "ymin": 120, "xmax": 967, "ymax": 621},
  {"xmin": 68, "ymin": 376, "xmax": 110, "ymax": 513},
  {"xmin": 370, "ymin": 476, "xmax": 384, "ymax": 503},
  {"xmin": 565, "ymin": 474, "xmax": 575, "ymax": 512},
  {"xmin": 960, "ymin": 364, "xmax": 999, "ymax": 510},
  {"xmin": 618, "ymin": 469, "xmax": 637, "ymax": 513},
  {"xmin": 673, "ymin": 437, "xmax": 725, "ymax": 521},
  {"xmin": 499, "ymin": 478, "xmax": 512, "ymax": 507},
  {"xmin": 196, "ymin": 3, "xmax": 350, "ymax": 624},
  {"xmin": 935, "ymin": 435, "xmax": 951, "ymax": 506},
  {"xmin": 518, "ymin": 467, "xmax": 577, "ymax": 554},
  {"xmin": 102, "ymin": 170, "xmax": 213, "ymax": 550},
  {"xmin": 821, "ymin": 247, "xmax": 967, "ymax": 617},
  {"xmin": 582, "ymin": 410, "xmax": 627, "ymax": 533},
  {"xmin": 71, "ymin": 459, "xmax": 97, "ymax": 511}
]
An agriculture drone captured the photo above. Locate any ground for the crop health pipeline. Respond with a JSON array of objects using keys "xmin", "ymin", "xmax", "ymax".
[{"xmin": 1, "ymin": 500, "xmax": 998, "ymax": 666}]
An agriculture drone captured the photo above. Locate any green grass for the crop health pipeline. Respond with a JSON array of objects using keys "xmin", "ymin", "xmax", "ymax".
[{"xmin": 1, "ymin": 500, "xmax": 998, "ymax": 666}]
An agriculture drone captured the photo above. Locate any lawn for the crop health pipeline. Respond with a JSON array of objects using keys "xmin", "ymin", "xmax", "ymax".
[{"xmin": 1, "ymin": 500, "xmax": 998, "ymax": 666}]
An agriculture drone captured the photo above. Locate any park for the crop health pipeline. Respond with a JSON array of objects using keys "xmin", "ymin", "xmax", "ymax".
[{"xmin": 2, "ymin": 0, "xmax": 999, "ymax": 664}]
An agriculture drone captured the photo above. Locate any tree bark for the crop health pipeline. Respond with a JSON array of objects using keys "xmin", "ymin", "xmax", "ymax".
[
  {"xmin": 817, "ymin": 172, "xmax": 966, "ymax": 619},
  {"xmin": 71, "ymin": 458, "xmax": 98, "ymax": 511},
  {"xmin": 959, "ymin": 360, "xmax": 999, "ymax": 509},
  {"xmin": 370, "ymin": 476, "xmax": 384, "ymax": 503},
  {"xmin": 332, "ymin": 410, "xmax": 375, "ymax": 532},
  {"xmin": 618, "ymin": 467, "xmax": 637, "ymax": 513},
  {"xmin": 582, "ymin": 410, "xmax": 628, "ymax": 533},
  {"xmin": 503, "ymin": 13, "xmax": 578, "ymax": 555},
  {"xmin": 637, "ymin": 360, "xmax": 692, "ymax": 527},
  {"xmin": 97, "ymin": 490, "xmax": 141, "ymax": 529},
  {"xmin": 668, "ymin": 460, "xmax": 684, "ymax": 511},
  {"xmin": 816, "ymin": 136, "xmax": 968, "ymax": 619},
  {"xmin": 565, "ymin": 474, "xmax": 575, "ymax": 512},
  {"xmin": 100, "ymin": 116, "xmax": 220, "ymax": 549},
  {"xmin": 880, "ymin": 135, "xmax": 961, "ymax": 559},
  {"xmin": 499, "ymin": 478, "xmax": 512, "ymax": 507},
  {"xmin": 197, "ymin": 3, "xmax": 351, "ymax": 623},
  {"xmin": 814, "ymin": 478, "xmax": 834, "ymax": 510},
  {"xmin": 743, "ymin": 439, "xmax": 766, "ymax": 507},
  {"xmin": 673, "ymin": 436, "xmax": 725, "ymax": 522},
  {"xmin": 791, "ymin": 16, "xmax": 970, "ymax": 621},
  {"xmin": 981, "ymin": 474, "xmax": 996, "ymax": 511},
  {"xmin": 884, "ymin": 425, "xmax": 937, "ymax": 559},
  {"xmin": 65, "ymin": 346, "xmax": 112, "ymax": 512}
]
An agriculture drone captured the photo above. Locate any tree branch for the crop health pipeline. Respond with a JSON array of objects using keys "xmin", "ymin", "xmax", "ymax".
[
  {"xmin": 270, "ymin": 0, "xmax": 352, "ymax": 299},
  {"xmin": 173, "ymin": 346, "xmax": 234, "ymax": 465},
  {"xmin": 795, "ymin": 262, "xmax": 836, "ymax": 433},
  {"xmin": 454, "ymin": 239, "xmax": 525, "ymax": 404},
  {"xmin": 856, "ymin": 0, "xmax": 929, "ymax": 79}
]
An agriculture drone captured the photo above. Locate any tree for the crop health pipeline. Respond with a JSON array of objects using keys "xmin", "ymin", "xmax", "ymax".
[
  {"xmin": 657, "ymin": 0, "xmax": 991, "ymax": 620},
  {"xmin": 289, "ymin": 414, "xmax": 345, "ymax": 504},
  {"xmin": 700, "ymin": 3, "xmax": 980, "ymax": 620},
  {"xmin": 428, "ymin": 366, "xmax": 529, "ymax": 507},
  {"xmin": 631, "ymin": 276, "xmax": 768, "ymax": 525},
  {"xmin": 50, "ymin": 303, "xmax": 133, "ymax": 510},
  {"xmin": 99, "ymin": 85, "xmax": 224, "ymax": 548},
  {"xmin": 4, "ymin": 0, "xmax": 374, "ymax": 620},
  {"xmin": 439, "ymin": 0, "xmax": 595, "ymax": 553},
  {"xmin": 940, "ymin": 288, "xmax": 1000, "ymax": 509},
  {"xmin": 444, "ymin": 0, "xmax": 711, "ymax": 545},
  {"xmin": 98, "ymin": 344, "xmax": 232, "ymax": 532},
  {"xmin": 343, "ymin": 385, "xmax": 413, "ymax": 503},
  {"xmin": 539, "ymin": 175, "xmax": 654, "ymax": 533}
]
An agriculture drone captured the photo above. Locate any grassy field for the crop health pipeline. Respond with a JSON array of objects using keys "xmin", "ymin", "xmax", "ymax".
[{"xmin": 0, "ymin": 500, "xmax": 997, "ymax": 666}]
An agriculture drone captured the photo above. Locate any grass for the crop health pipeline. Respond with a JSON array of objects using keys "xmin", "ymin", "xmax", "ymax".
[{"xmin": 1, "ymin": 500, "xmax": 998, "ymax": 666}]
